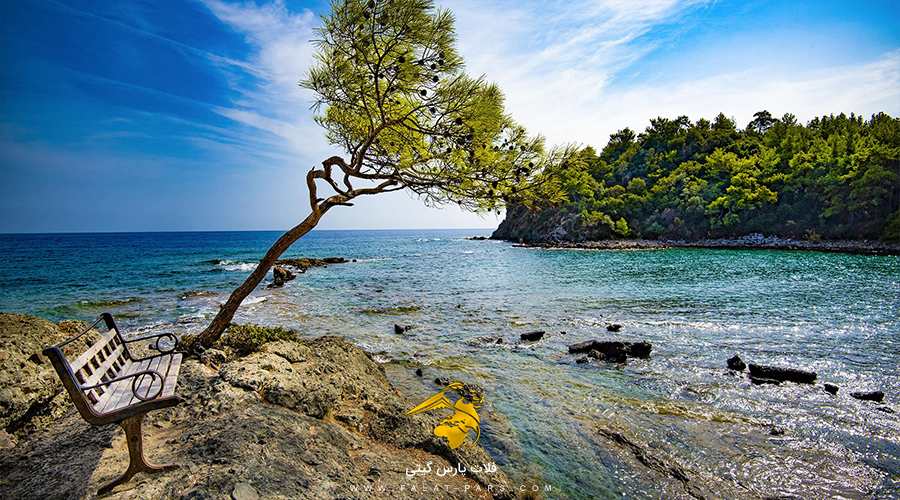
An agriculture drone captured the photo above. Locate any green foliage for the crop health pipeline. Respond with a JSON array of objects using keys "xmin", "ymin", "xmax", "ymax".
[
  {"xmin": 220, "ymin": 324, "xmax": 296, "ymax": 356},
  {"xmin": 522, "ymin": 111, "xmax": 899, "ymax": 241},
  {"xmin": 301, "ymin": 0, "xmax": 573, "ymax": 212}
]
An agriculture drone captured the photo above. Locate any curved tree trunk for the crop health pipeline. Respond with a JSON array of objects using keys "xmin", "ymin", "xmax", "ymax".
[{"xmin": 197, "ymin": 208, "xmax": 326, "ymax": 348}]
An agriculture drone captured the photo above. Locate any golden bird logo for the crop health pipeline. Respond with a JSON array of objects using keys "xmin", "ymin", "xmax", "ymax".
[{"xmin": 407, "ymin": 382, "xmax": 483, "ymax": 450}]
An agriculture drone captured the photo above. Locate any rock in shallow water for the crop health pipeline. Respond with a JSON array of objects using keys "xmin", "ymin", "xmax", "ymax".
[
  {"xmin": 850, "ymin": 391, "xmax": 884, "ymax": 402},
  {"xmin": 748, "ymin": 364, "xmax": 816, "ymax": 384},
  {"xmin": 727, "ymin": 355, "xmax": 746, "ymax": 371},
  {"xmin": 520, "ymin": 330, "xmax": 545, "ymax": 342},
  {"xmin": 568, "ymin": 339, "xmax": 652, "ymax": 362},
  {"xmin": 824, "ymin": 383, "xmax": 839, "ymax": 395},
  {"xmin": 271, "ymin": 266, "xmax": 295, "ymax": 287}
]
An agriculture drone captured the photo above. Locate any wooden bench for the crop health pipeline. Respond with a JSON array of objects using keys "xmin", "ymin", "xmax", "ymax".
[{"xmin": 42, "ymin": 313, "xmax": 185, "ymax": 494}]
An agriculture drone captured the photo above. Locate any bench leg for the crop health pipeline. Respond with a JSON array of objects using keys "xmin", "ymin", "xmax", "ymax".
[{"xmin": 98, "ymin": 413, "xmax": 179, "ymax": 495}]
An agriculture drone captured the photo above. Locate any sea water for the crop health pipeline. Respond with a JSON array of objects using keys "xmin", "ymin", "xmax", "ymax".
[{"xmin": 1, "ymin": 230, "xmax": 898, "ymax": 499}]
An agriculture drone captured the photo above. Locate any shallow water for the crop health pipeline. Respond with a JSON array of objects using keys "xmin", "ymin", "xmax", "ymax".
[{"xmin": 2, "ymin": 230, "xmax": 898, "ymax": 498}]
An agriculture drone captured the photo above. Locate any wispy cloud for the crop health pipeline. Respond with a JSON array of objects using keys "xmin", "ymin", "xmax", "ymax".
[
  {"xmin": 446, "ymin": 0, "xmax": 900, "ymax": 147},
  {"xmin": 199, "ymin": 0, "xmax": 332, "ymax": 161}
]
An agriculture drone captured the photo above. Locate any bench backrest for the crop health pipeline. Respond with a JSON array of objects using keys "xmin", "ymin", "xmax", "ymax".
[{"xmin": 43, "ymin": 313, "xmax": 133, "ymax": 423}]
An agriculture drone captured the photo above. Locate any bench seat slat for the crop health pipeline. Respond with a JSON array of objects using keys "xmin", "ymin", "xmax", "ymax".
[
  {"xmin": 94, "ymin": 358, "xmax": 149, "ymax": 414},
  {"xmin": 92, "ymin": 353, "xmax": 181, "ymax": 415},
  {"xmin": 162, "ymin": 354, "xmax": 182, "ymax": 398},
  {"xmin": 127, "ymin": 355, "xmax": 165, "ymax": 407}
]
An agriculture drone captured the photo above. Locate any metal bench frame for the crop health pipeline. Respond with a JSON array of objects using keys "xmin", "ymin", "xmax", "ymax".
[{"xmin": 42, "ymin": 313, "xmax": 185, "ymax": 494}]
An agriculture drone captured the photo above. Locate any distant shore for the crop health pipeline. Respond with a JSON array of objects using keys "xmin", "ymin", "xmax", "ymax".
[{"xmin": 506, "ymin": 235, "xmax": 900, "ymax": 255}]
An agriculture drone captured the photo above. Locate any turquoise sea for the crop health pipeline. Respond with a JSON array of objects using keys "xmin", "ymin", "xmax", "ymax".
[{"xmin": 1, "ymin": 229, "xmax": 898, "ymax": 499}]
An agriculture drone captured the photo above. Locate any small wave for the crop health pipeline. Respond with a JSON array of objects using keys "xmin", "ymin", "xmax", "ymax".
[
  {"xmin": 461, "ymin": 250, "xmax": 474, "ymax": 254},
  {"xmin": 176, "ymin": 315, "xmax": 206, "ymax": 324},
  {"xmin": 355, "ymin": 257, "xmax": 392, "ymax": 262},
  {"xmin": 77, "ymin": 297, "xmax": 143, "ymax": 308},
  {"xmin": 215, "ymin": 260, "xmax": 257, "ymax": 272},
  {"xmin": 242, "ymin": 296, "xmax": 268, "ymax": 306}
]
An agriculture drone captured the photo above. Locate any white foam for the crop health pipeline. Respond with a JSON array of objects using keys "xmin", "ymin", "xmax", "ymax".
[{"xmin": 218, "ymin": 260, "xmax": 257, "ymax": 272}]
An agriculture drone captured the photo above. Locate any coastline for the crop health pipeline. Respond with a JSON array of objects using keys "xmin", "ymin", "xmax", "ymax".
[
  {"xmin": 506, "ymin": 235, "xmax": 900, "ymax": 255},
  {"xmin": 0, "ymin": 313, "xmax": 518, "ymax": 500}
]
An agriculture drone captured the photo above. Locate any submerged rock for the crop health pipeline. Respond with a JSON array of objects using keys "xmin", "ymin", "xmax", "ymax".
[
  {"xmin": 520, "ymin": 330, "xmax": 545, "ymax": 342},
  {"xmin": 393, "ymin": 323, "xmax": 414, "ymax": 334},
  {"xmin": 727, "ymin": 355, "xmax": 746, "ymax": 371},
  {"xmin": 850, "ymin": 391, "xmax": 884, "ymax": 402},
  {"xmin": 748, "ymin": 364, "xmax": 817, "ymax": 384}
]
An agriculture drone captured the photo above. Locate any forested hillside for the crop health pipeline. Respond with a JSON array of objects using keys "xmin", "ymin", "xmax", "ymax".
[{"xmin": 494, "ymin": 112, "xmax": 900, "ymax": 242}]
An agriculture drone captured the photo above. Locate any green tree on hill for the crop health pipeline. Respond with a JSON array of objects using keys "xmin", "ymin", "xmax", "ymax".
[
  {"xmin": 496, "ymin": 112, "xmax": 899, "ymax": 243},
  {"xmin": 198, "ymin": 0, "xmax": 572, "ymax": 347}
]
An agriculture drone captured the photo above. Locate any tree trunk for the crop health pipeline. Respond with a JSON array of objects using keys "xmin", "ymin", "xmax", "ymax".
[{"xmin": 197, "ymin": 208, "xmax": 326, "ymax": 348}]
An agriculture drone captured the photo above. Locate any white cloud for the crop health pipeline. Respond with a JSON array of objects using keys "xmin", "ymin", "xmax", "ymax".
[
  {"xmin": 445, "ymin": 0, "xmax": 900, "ymax": 148},
  {"xmin": 200, "ymin": 0, "xmax": 333, "ymax": 160}
]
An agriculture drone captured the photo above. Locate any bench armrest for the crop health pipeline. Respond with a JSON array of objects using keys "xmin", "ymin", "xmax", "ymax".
[
  {"xmin": 123, "ymin": 332, "xmax": 178, "ymax": 356},
  {"xmin": 81, "ymin": 369, "xmax": 167, "ymax": 402}
]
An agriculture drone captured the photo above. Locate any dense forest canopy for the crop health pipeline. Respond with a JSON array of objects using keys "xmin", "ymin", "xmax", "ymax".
[{"xmin": 504, "ymin": 111, "xmax": 900, "ymax": 242}]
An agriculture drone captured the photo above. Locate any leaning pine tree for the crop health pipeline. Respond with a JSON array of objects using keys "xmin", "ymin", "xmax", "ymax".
[{"xmin": 197, "ymin": 0, "xmax": 572, "ymax": 347}]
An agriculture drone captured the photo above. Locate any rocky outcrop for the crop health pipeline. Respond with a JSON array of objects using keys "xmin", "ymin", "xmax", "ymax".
[
  {"xmin": 276, "ymin": 257, "xmax": 347, "ymax": 271},
  {"xmin": 492, "ymin": 210, "xmax": 900, "ymax": 256},
  {"xmin": 748, "ymin": 364, "xmax": 817, "ymax": 384},
  {"xmin": 568, "ymin": 340, "xmax": 652, "ymax": 363},
  {"xmin": 270, "ymin": 266, "xmax": 296, "ymax": 287},
  {"xmin": 0, "ymin": 315, "xmax": 516, "ymax": 500},
  {"xmin": 0, "ymin": 314, "xmax": 99, "ymax": 448}
]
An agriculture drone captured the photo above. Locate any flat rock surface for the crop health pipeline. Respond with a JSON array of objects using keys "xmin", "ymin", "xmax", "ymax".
[{"xmin": 0, "ymin": 315, "xmax": 515, "ymax": 500}]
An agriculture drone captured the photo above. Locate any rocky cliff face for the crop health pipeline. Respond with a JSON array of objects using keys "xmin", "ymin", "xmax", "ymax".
[
  {"xmin": 0, "ymin": 314, "xmax": 516, "ymax": 500},
  {"xmin": 491, "ymin": 205, "xmax": 591, "ymax": 243}
]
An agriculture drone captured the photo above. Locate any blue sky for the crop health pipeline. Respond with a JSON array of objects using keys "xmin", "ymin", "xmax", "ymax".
[{"xmin": 1, "ymin": 0, "xmax": 898, "ymax": 233}]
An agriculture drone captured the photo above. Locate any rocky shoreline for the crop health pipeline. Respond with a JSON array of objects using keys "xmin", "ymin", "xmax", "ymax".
[
  {"xmin": 503, "ymin": 234, "xmax": 900, "ymax": 255},
  {"xmin": 0, "ymin": 313, "xmax": 516, "ymax": 500}
]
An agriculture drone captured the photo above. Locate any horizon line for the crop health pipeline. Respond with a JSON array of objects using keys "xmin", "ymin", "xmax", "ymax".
[{"xmin": 0, "ymin": 227, "xmax": 498, "ymax": 236}]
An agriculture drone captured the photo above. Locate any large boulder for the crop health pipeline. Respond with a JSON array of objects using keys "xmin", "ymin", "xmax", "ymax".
[
  {"xmin": 0, "ymin": 313, "xmax": 96, "ymax": 446},
  {"xmin": 271, "ymin": 266, "xmax": 296, "ymax": 287},
  {"xmin": 748, "ymin": 364, "xmax": 817, "ymax": 384},
  {"xmin": 218, "ymin": 352, "xmax": 292, "ymax": 391}
]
